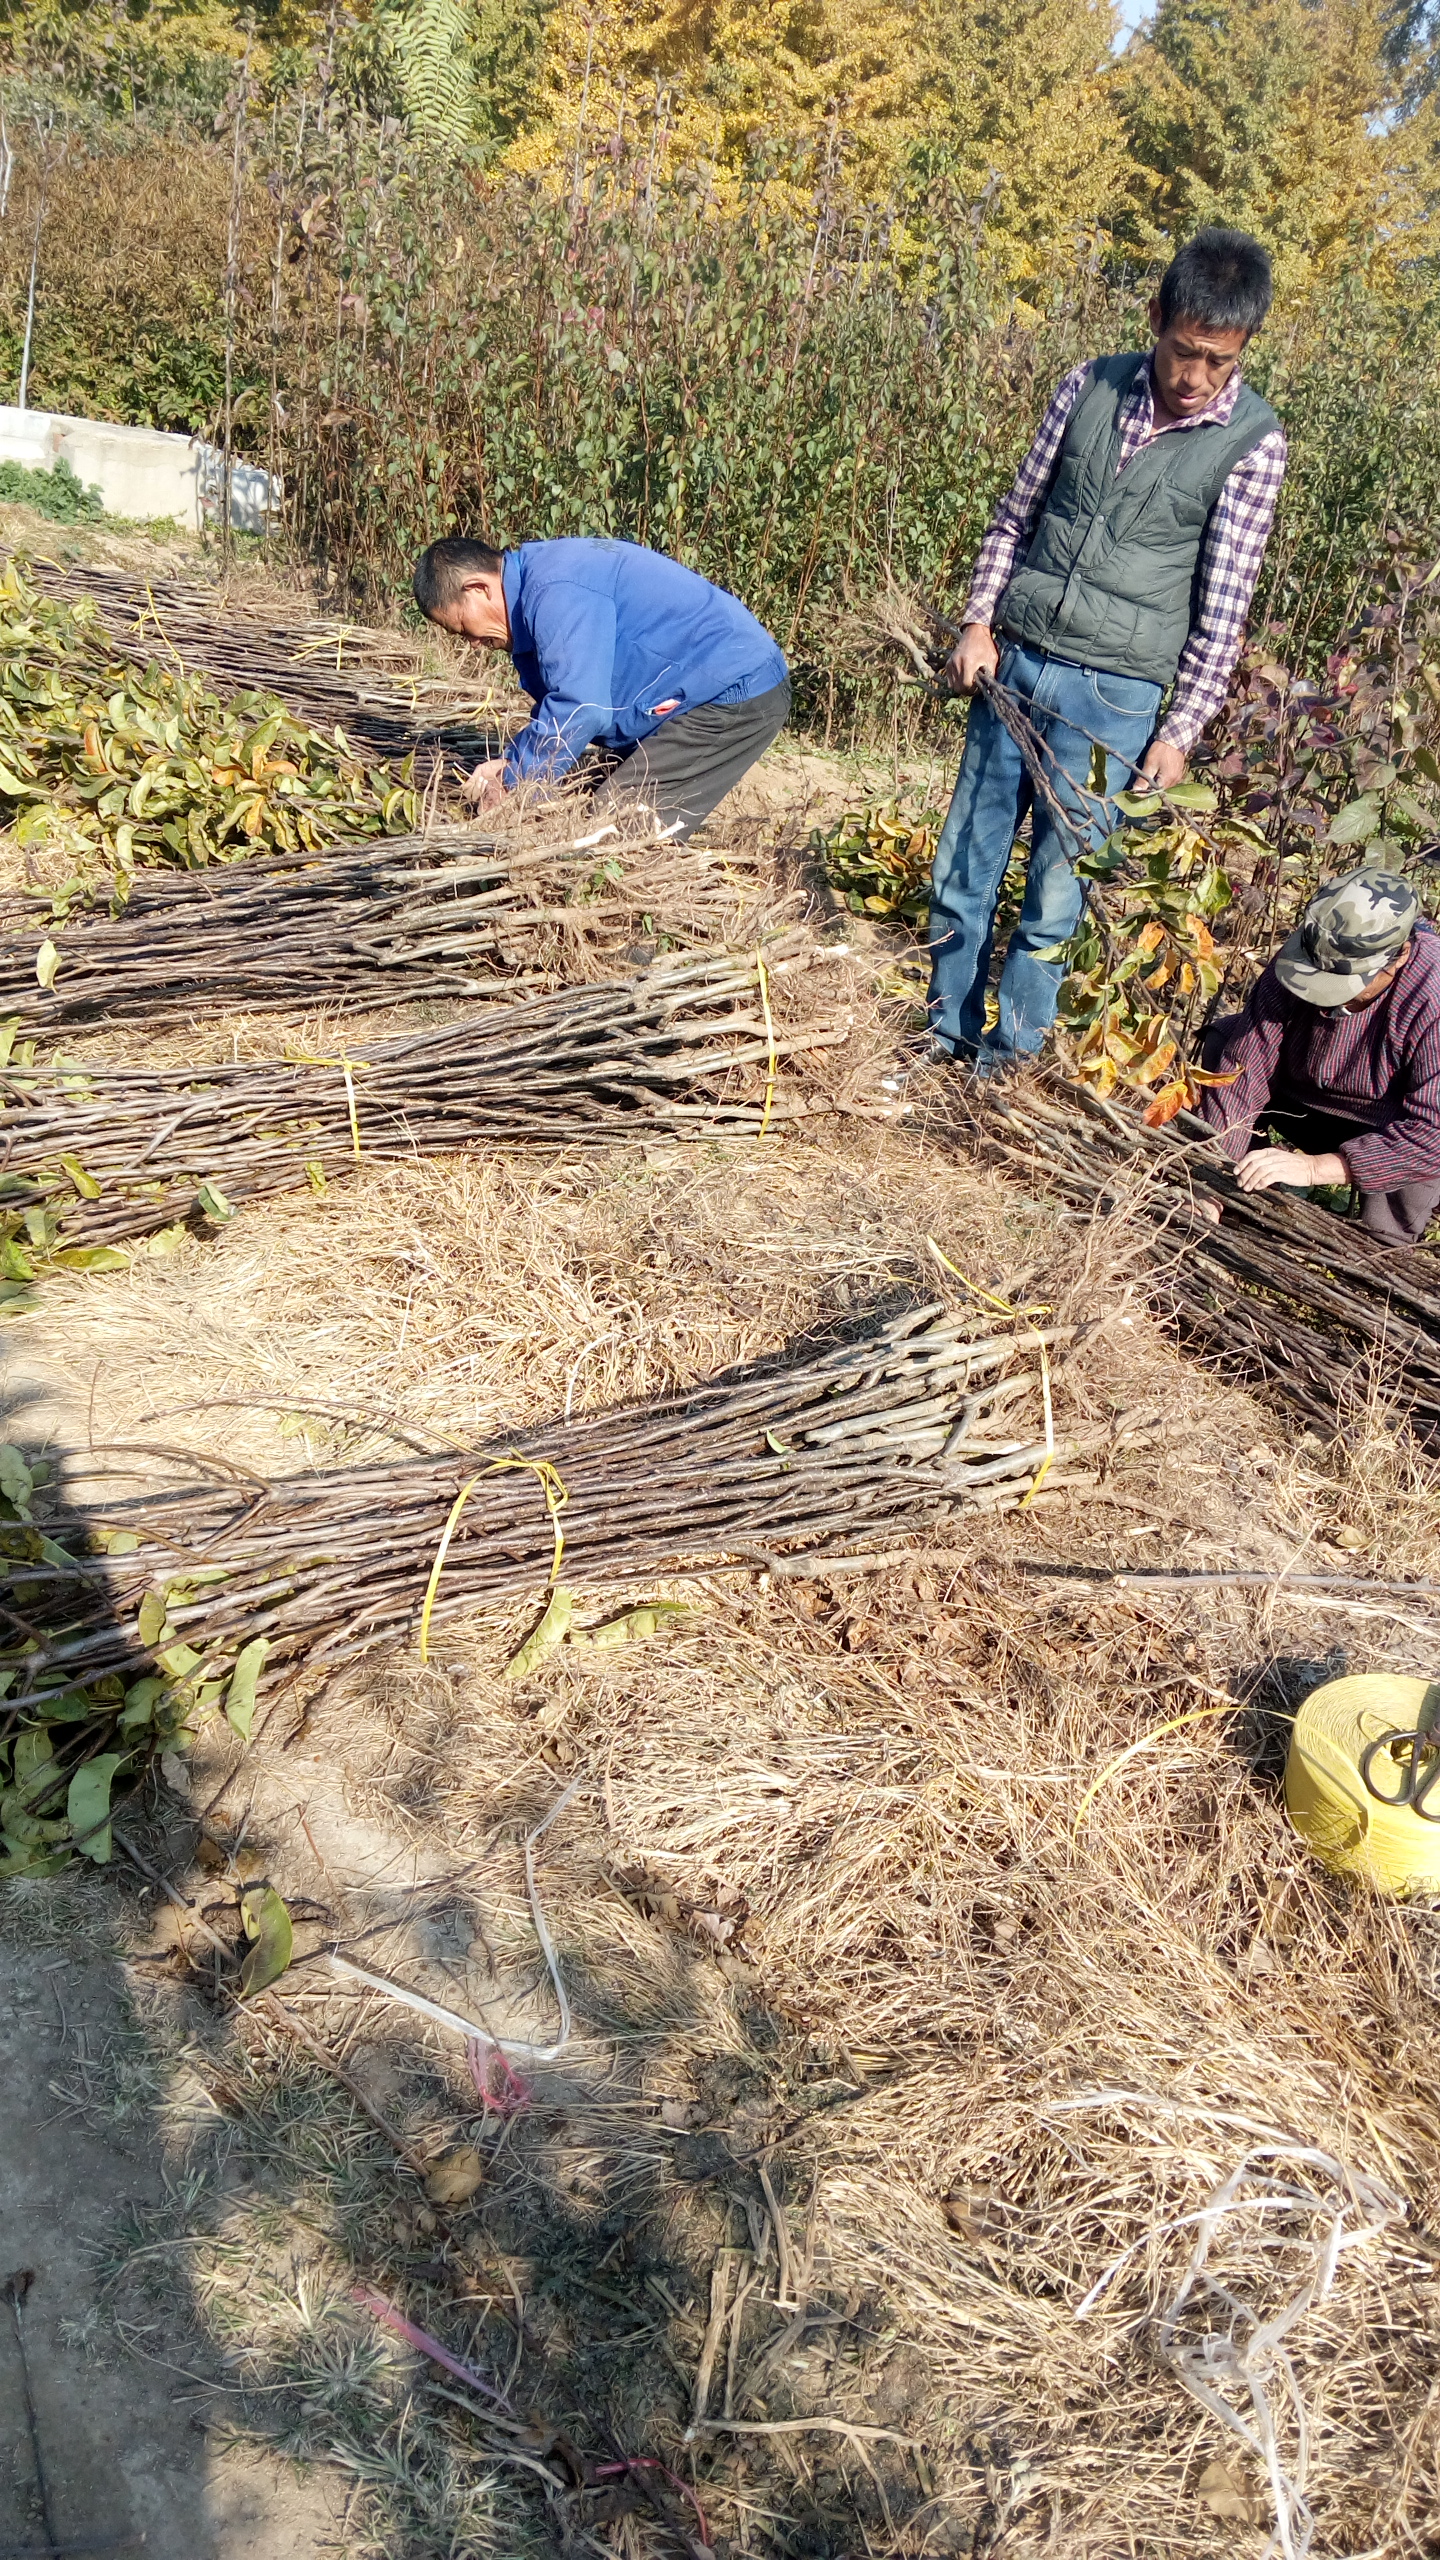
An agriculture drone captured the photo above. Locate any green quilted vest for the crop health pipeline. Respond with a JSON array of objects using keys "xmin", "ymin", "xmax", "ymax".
[{"xmin": 997, "ymin": 353, "xmax": 1281, "ymax": 684}]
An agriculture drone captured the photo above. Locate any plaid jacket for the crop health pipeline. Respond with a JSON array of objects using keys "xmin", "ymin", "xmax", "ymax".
[
  {"xmin": 963, "ymin": 358, "xmax": 1287, "ymax": 753},
  {"xmin": 1200, "ymin": 925, "xmax": 1440, "ymax": 1190}
]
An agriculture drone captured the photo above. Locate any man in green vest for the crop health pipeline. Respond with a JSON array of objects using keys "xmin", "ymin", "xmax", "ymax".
[{"xmin": 924, "ymin": 228, "xmax": 1286, "ymax": 1079}]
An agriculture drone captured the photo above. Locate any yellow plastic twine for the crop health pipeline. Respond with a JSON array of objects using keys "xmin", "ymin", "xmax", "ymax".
[
  {"xmin": 1017, "ymin": 1337, "xmax": 1054, "ymax": 1510},
  {"xmin": 288, "ymin": 1049, "xmax": 368, "ymax": 1161},
  {"xmin": 1072, "ymin": 1699, "xmax": 1249, "ymax": 1839},
  {"xmin": 755, "ymin": 950, "xmax": 778, "ymax": 1143},
  {"xmin": 925, "ymin": 1235, "xmax": 1050, "ymax": 1319},
  {"xmin": 137, "ymin": 582, "xmax": 185, "ymax": 672},
  {"xmin": 1286, "ymin": 1673, "xmax": 1440, "ymax": 1896},
  {"xmin": 418, "ymin": 1453, "xmax": 569, "ymax": 1664}
]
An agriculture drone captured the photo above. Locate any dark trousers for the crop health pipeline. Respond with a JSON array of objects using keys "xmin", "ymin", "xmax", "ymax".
[
  {"xmin": 1203, "ymin": 1016, "xmax": 1440, "ymax": 1248},
  {"xmin": 589, "ymin": 678, "xmax": 792, "ymax": 843}
]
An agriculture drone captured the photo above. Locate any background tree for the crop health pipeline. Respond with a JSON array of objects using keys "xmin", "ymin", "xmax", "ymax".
[{"xmin": 1120, "ymin": 0, "xmax": 1440, "ymax": 297}]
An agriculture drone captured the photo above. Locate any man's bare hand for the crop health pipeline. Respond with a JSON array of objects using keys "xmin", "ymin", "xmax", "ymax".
[
  {"xmin": 1235, "ymin": 1147, "xmax": 1350, "ymax": 1194},
  {"xmin": 942, "ymin": 624, "xmax": 1000, "ymax": 696},
  {"xmin": 1132, "ymin": 739, "xmax": 1187, "ymax": 795},
  {"xmin": 461, "ymin": 756, "xmax": 509, "ymax": 812}
]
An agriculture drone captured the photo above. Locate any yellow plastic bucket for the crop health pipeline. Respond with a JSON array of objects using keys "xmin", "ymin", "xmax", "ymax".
[{"xmin": 1286, "ymin": 1674, "xmax": 1440, "ymax": 1896}]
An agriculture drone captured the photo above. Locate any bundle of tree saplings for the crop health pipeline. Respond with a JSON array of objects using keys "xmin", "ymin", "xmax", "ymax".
[
  {"xmin": 1, "ymin": 1300, "xmax": 1112, "ymax": 1870},
  {"xmin": 0, "ymin": 940, "xmax": 851, "ymax": 1282},
  {"xmin": 23, "ymin": 554, "xmax": 487, "ymax": 757},
  {"xmin": 960, "ymin": 1073, "xmax": 1440, "ymax": 1444},
  {"xmin": 0, "ymin": 558, "xmax": 418, "ymax": 889},
  {"xmin": 0, "ymin": 824, "xmax": 787, "ymax": 1037}
]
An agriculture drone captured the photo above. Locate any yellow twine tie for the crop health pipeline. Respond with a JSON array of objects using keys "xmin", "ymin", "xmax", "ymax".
[
  {"xmin": 755, "ymin": 951, "xmax": 778, "ymax": 1144},
  {"xmin": 289, "ymin": 1049, "xmax": 368, "ymax": 1160},
  {"xmin": 926, "ymin": 1235, "xmax": 1050, "ymax": 1319},
  {"xmin": 137, "ymin": 581, "xmax": 185, "ymax": 672},
  {"xmin": 418, "ymin": 1452, "xmax": 569, "ymax": 1663},
  {"xmin": 1017, "ymin": 1339, "xmax": 1054, "ymax": 1510},
  {"xmin": 1071, "ymin": 1699, "xmax": 1257, "ymax": 1838}
]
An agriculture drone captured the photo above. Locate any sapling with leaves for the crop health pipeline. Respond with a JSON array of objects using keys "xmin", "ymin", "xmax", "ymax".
[
  {"xmin": 0, "ymin": 1440, "xmax": 273, "ymax": 1880},
  {"xmin": 1050, "ymin": 779, "xmax": 1258, "ymax": 1122},
  {"xmin": 814, "ymin": 804, "xmax": 938, "ymax": 928},
  {"xmin": 0, "ymin": 559, "xmax": 418, "ymax": 897}
]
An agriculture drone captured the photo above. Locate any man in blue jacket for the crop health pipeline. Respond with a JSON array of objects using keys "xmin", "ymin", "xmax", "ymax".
[{"xmin": 413, "ymin": 534, "xmax": 791, "ymax": 841}]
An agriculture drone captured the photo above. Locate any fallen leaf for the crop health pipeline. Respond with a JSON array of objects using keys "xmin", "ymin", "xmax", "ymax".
[
  {"xmin": 1196, "ymin": 2458, "xmax": 1264, "ymax": 2524},
  {"xmin": 225, "ymin": 1635, "xmax": 271, "ymax": 1739},
  {"xmin": 569, "ymin": 1600, "xmax": 693, "ymax": 1650},
  {"xmin": 67, "ymin": 1752, "xmax": 127, "ymax": 1862},
  {"xmin": 238, "ymin": 1884, "xmax": 293, "ymax": 1997},
  {"xmin": 423, "ymin": 2144, "xmax": 484, "ymax": 2208},
  {"xmin": 504, "ymin": 1585, "xmax": 573, "ymax": 1680}
]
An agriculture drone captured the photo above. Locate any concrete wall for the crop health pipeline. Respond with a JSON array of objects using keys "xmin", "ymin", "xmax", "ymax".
[{"xmin": 0, "ymin": 405, "xmax": 279, "ymax": 534}]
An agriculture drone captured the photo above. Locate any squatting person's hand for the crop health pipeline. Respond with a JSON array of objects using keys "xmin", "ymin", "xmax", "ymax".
[
  {"xmin": 942, "ymin": 623, "xmax": 1001, "ymax": 696},
  {"xmin": 1235, "ymin": 1147, "xmax": 1350, "ymax": 1194},
  {"xmin": 461, "ymin": 756, "xmax": 509, "ymax": 812},
  {"xmin": 1133, "ymin": 739, "xmax": 1188, "ymax": 795}
]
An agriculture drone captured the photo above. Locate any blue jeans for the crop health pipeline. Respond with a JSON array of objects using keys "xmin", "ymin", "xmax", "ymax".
[{"xmin": 927, "ymin": 642, "xmax": 1163, "ymax": 1059}]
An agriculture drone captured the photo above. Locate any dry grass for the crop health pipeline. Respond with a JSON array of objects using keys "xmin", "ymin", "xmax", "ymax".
[{"xmin": 9, "ymin": 918, "xmax": 1440, "ymax": 2557}]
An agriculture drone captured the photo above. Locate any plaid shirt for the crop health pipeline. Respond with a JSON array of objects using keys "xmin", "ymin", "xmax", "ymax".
[
  {"xmin": 1200, "ymin": 925, "xmax": 1440, "ymax": 1190},
  {"xmin": 962, "ymin": 357, "xmax": 1287, "ymax": 754}
]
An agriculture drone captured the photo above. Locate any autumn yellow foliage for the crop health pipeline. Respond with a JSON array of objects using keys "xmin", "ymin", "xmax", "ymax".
[
  {"xmin": 508, "ymin": 0, "xmax": 1137, "ymax": 275},
  {"xmin": 1120, "ymin": 0, "xmax": 1440, "ymax": 298},
  {"xmin": 507, "ymin": 0, "xmax": 1437, "ymax": 302}
]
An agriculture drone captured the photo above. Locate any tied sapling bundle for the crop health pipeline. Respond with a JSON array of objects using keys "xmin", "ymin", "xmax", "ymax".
[
  {"xmin": 959, "ymin": 1073, "xmax": 1440, "ymax": 1445},
  {"xmin": 2, "ymin": 1296, "xmax": 1120, "ymax": 1871},
  {"xmin": 0, "ymin": 939, "xmax": 853, "ymax": 1283},
  {"xmin": 0, "ymin": 825, "xmax": 789, "ymax": 1038},
  {"xmin": 0, "ymin": 558, "xmax": 419, "ymax": 894},
  {"xmin": 23, "ymin": 554, "xmax": 493, "ymax": 758}
]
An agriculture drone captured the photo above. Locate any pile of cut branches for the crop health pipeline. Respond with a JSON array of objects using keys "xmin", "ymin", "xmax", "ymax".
[
  {"xmin": 1, "ymin": 1297, "xmax": 1112, "ymax": 1872},
  {"xmin": 24, "ymin": 555, "xmax": 490, "ymax": 757},
  {"xmin": 0, "ymin": 825, "xmax": 788, "ymax": 1037},
  {"xmin": 958, "ymin": 1073, "xmax": 1440, "ymax": 1443},
  {"xmin": 0, "ymin": 940, "xmax": 855, "ymax": 1283},
  {"xmin": 0, "ymin": 559, "xmax": 418, "ymax": 888}
]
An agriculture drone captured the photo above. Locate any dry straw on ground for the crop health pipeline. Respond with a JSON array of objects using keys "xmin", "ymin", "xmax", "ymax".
[{"xmin": 13, "ymin": 1064, "xmax": 1440, "ymax": 2559}]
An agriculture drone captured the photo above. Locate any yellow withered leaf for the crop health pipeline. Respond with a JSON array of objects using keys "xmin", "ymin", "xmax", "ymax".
[
  {"xmin": 570, "ymin": 1601, "xmax": 694, "ymax": 1651},
  {"xmin": 503, "ymin": 1585, "xmax": 573, "ymax": 1679},
  {"xmin": 423, "ymin": 2144, "xmax": 485, "ymax": 2208}
]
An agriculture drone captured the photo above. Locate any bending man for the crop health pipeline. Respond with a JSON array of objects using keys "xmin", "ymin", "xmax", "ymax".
[
  {"xmin": 1199, "ymin": 868, "xmax": 1440, "ymax": 1250},
  {"xmin": 929, "ymin": 227, "xmax": 1286, "ymax": 1078},
  {"xmin": 413, "ymin": 534, "xmax": 790, "ymax": 842}
]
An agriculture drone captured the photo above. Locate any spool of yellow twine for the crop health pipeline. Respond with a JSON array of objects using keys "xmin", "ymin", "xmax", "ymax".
[{"xmin": 1285, "ymin": 1673, "xmax": 1440, "ymax": 1896}]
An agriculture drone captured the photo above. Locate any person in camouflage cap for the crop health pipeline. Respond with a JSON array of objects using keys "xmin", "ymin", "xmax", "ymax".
[
  {"xmin": 1199, "ymin": 865, "xmax": 1440, "ymax": 1248},
  {"xmin": 1273, "ymin": 869, "xmax": 1419, "ymax": 1007}
]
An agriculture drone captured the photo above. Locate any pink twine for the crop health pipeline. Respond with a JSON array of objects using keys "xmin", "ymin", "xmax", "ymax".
[
  {"xmin": 352, "ymin": 2285, "xmax": 514, "ymax": 2410},
  {"xmin": 467, "ymin": 2035, "xmax": 531, "ymax": 2116},
  {"xmin": 593, "ymin": 2455, "xmax": 712, "ymax": 2547}
]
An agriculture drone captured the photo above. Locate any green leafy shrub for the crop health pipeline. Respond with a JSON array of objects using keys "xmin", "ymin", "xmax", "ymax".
[{"xmin": 0, "ymin": 455, "xmax": 105, "ymax": 522}]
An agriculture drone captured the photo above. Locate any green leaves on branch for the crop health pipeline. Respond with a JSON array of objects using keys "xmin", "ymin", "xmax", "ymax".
[
  {"xmin": 0, "ymin": 1525, "xmax": 275, "ymax": 1877},
  {"xmin": 814, "ymin": 805, "xmax": 937, "ymax": 930},
  {"xmin": 1056, "ymin": 812, "xmax": 1236, "ymax": 1120},
  {"xmin": 0, "ymin": 558, "xmax": 418, "ymax": 906}
]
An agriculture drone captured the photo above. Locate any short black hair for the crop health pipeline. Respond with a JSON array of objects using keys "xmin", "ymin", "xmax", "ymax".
[
  {"xmin": 412, "ymin": 536, "xmax": 505, "ymax": 617},
  {"xmin": 1158, "ymin": 228, "xmax": 1273, "ymax": 338}
]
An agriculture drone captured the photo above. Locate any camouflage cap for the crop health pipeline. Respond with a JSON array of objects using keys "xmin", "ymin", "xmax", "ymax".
[{"xmin": 1274, "ymin": 866, "xmax": 1419, "ymax": 1008}]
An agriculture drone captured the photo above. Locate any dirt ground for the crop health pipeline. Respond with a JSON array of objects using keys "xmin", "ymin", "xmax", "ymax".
[{"xmin": 4, "ymin": 519, "xmax": 1440, "ymax": 2560}]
